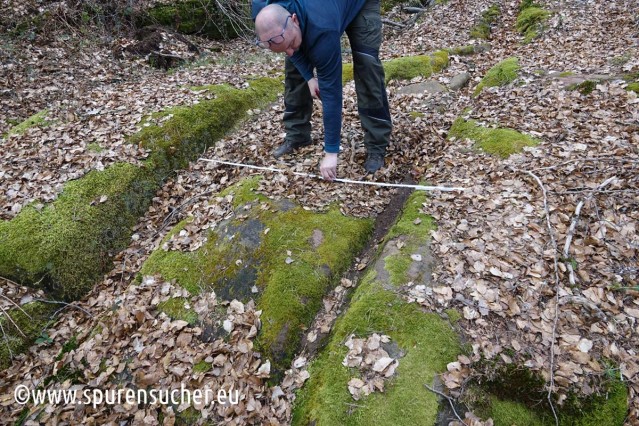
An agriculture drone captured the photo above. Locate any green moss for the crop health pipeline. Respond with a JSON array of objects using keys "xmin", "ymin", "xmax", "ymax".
[
  {"xmin": 623, "ymin": 72, "xmax": 639, "ymax": 82},
  {"xmin": 0, "ymin": 302, "xmax": 57, "ymax": 370},
  {"xmin": 386, "ymin": 191, "xmax": 433, "ymax": 241},
  {"xmin": 448, "ymin": 117, "xmax": 539, "ymax": 158},
  {"xmin": 293, "ymin": 184, "xmax": 461, "ymax": 424},
  {"xmin": 430, "ymin": 50, "xmax": 449, "ymax": 73},
  {"xmin": 625, "ymin": 82, "xmax": 639, "ymax": 93},
  {"xmin": 383, "ymin": 55, "xmax": 433, "ymax": 84},
  {"xmin": 559, "ymin": 71, "xmax": 574, "ymax": 77},
  {"xmin": 158, "ymin": 298, "xmax": 199, "ymax": 325},
  {"xmin": 87, "ymin": 142, "xmax": 104, "ymax": 153},
  {"xmin": 219, "ymin": 175, "xmax": 267, "ymax": 207},
  {"xmin": 560, "ymin": 379, "xmax": 628, "ymax": 426},
  {"xmin": 568, "ymin": 80, "xmax": 597, "ymax": 95},
  {"xmin": 516, "ymin": 6, "xmax": 550, "ymax": 43},
  {"xmin": 343, "ymin": 52, "xmax": 449, "ymax": 85},
  {"xmin": 471, "ymin": 362, "xmax": 628, "ymax": 426},
  {"xmin": 141, "ymin": 177, "xmax": 373, "ymax": 370},
  {"xmin": 447, "ymin": 45, "xmax": 478, "ymax": 56},
  {"xmin": 257, "ymin": 206, "xmax": 373, "ymax": 368},
  {"xmin": 4, "ymin": 109, "xmax": 50, "ymax": 138},
  {"xmin": 0, "ymin": 163, "xmax": 157, "ymax": 300},
  {"xmin": 409, "ymin": 111, "xmax": 424, "ymax": 120},
  {"xmin": 473, "ymin": 57, "xmax": 520, "ymax": 96},
  {"xmin": 55, "ymin": 335, "xmax": 78, "ymax": 361},
  {"xmin": 193, "ymin": 361, "xmax": 212, "ymax": 374},
  {"xmin": 470, "ymin": 4, "xmax": 501, "ymax": 40},
  {"xmin": 489, "ymin": 397, "xmax": 544, "ymax": 426},
  {"xmin": 133, "ymin": 78, "xmax": 281, "ymax": 173},
  {"xmin": 445, "ymin": 308, "xmax": 462, "ymax": 323},
  {"xmin": 140, "ymin": 0, "xmax": 250, "ymax": 40},
  {"xmin": 0, "ymin": 78, "xmax": 281, "ymax": 304},
  {"xmin": 293, "ymin": 272, "xmax": 461, "ymax": 425}
]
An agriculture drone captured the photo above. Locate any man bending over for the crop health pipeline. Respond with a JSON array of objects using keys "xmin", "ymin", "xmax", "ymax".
[{"xmin": 253, "ymin": 0, "xmax": 392, "ymax": 181}]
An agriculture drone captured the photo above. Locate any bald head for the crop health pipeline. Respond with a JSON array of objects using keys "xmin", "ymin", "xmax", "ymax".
[{"xmin": 255, "ymin": 4, "xmax": 290, "ymax": 39}]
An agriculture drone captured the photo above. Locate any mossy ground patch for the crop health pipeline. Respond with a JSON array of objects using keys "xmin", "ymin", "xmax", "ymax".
[
  {"xmin": 343, "ymin": 51, "xmax": 449, "ymax": 84},
  {"xmin": 448, "ymin": 117, "xmax": 539, "ymax": 158},
  {"xmin": 141, "ymin": 177, "xmax": 373, "ymax": 370},
  {"xmin": 474, "ymin": 57, "xmax": 520, "ymax": 96},
  {"xmin": 293, "ymin": 192, "xmax": 461, "ymax": 425}
]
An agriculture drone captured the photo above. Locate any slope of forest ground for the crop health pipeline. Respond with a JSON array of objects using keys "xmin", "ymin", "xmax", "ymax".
[{"xmin": 0, "ymin": 0, "xmax": 637, "ymax": 425}]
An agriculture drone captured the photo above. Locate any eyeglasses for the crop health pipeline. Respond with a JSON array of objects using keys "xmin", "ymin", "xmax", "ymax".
[{"xmin": 255, "ymin": 15, "xmax": 292, "ymax": 49}]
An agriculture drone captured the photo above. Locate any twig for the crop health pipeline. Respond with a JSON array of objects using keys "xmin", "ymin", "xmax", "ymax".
[
  {"xmin": 0, "ymin": 305, "xmax": 26, "ymax": 337},
  {"xmin": 403, "ymin": 6, "xmax": 427, "ymax": 13},
  {"xmin": 562, "ymin": 177, "xmax": 617, "ymax": 285},
  {"xmin": 381, "ymin": 19, "xmax": 406, "ymax": 28},
  {"xmin": 32, "ymin": 299, "xmax": 93, "ymax": 317},
  {"xmin": 0, "ymin": 320, "xmax": 14, "ymax": 361},
  {"xmin": 424, "ymin": 384, "xmax": 464, "ymax": 423},
  {"xmin": 559, "ymin": 295, "xmax": 607, "ymax": 320},
  {"xmin": 0, "ymin": 293, "xmax": 33, "ymax": 321},
  {"xmin": 521, "ymin": 170, "xmax": 560, "ymax": 426}
]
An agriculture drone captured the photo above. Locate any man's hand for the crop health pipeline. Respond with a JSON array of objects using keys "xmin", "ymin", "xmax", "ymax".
[
  {"xmin": 320, "ymin": 153, "xmax": 338, "ymax": 181},
  {"xmin": 308, "ymin": 77, "xmax": 320, "ymax": 99}
]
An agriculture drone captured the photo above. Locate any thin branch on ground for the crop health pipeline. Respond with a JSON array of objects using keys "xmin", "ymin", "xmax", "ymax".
[
  {"xmin": 520, "ymin": 170, "xmax": 560, "ymax": 426},
  {"xmin": 32, "ymin": 299, "xmax": 93, "ymax": 317},
  {"xmin": 562, "ymin": 176, "xmax": 617, "ymax": 286},
  {"xmin": 381, "ymin": 19, "xmax": 406, "ymax": 28},
  {"xmin": 0, "ymin": 293, "xmax": 33, "ymax": 320},
  {"xmin": 0, "ymin": 305, "xmax": 27, "ymax": 337},
  {"xmin": 424, "ymin": 384, "xmax": 464, "ymax": 423},
  {"xmin": 0, "ymin": 320, "xmax": 14, "ymax": 361}
]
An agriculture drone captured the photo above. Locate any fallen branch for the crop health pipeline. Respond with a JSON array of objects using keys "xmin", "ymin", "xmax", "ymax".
[
  {"xmin": 403, "ymin": 6, "xmax": 427, "ymax": 13},
  {"xmin": 562, "ymin": 176, "xmax": 617, "ymax": 286},
  {"xmin": 0, "ymin": 306, "xmax": 26, "ymax": 337},
  {"xmin": 0, "ymin": 320, "xmax": 14, "ymax": 361},
  {"xmin": 381, "ymin": 19, "xmax": 406, "ymax": 28},
  {"xmin": 520, "ymin": 170, "xmax": 560, "ymax": 426},
  {"xmin": 424, "ymin": 384, "xmax": 464, "ymax": 423},
  {"xmin": 560, "ymin": 295, "xmax": 607, "ymax": 320},
  {"xmin": 33, "ymin": 299, "xmax": 93, "ymax": 318}
]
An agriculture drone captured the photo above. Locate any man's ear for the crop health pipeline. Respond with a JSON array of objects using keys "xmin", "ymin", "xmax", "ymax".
[{"xmin": 291, "ymin": 13, "xmax": 298, "ymax": 25}]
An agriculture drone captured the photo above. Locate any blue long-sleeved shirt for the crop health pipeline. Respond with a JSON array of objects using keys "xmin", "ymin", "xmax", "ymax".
[{"xmin": 253, "ymin": 0, "xmax": 368, "ymax": 153}]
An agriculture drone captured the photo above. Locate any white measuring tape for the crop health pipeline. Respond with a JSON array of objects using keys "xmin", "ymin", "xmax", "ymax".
[{"xmin": 199, "ymin": 158, "xmax": 466, "ymax": 192}]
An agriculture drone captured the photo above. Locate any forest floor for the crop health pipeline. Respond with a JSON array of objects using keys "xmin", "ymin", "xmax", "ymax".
[{"xmin": 0, "ymin": 0, "xmax": 638, "ymax": 425}]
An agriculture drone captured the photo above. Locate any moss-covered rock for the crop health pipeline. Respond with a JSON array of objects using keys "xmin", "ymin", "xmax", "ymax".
[
  {"xmin": 141, "ymin": 177, "xmax": 373, "ymax": 371},
  {"xmin": 0, "ymin": 302, "xmax": 57, "ymax": 370},
  {"xmin": 343, "ymin": 51, "xmax": 449, "ymax": 84},
  {"xmin": 139, "ymin": 0, "xmax": 249, "ymax": 40},
  {"xmin": 3, "ymin": 109, "xmax": 51, "ymax": 138},
  {"xmin": 0, "ymin": 79, "xmax": 281, "ymax": 303},
  {"xmin": 448, "ymin": 117, "xmax": 539, "ymax": 158},
  {"xmin": 473, "ymin": 57, "xmax": 520, "ymax": 96},
  {"xmin": 293, "ymin": 191, "xmax": 461, "ymax": 425},
  {"xmin": 516, "ymin": 5, "xmax": 550, "ymax": 43},
  {"xmin": 470, "ymin": 4, "xmax": 501, "ymax": 40},
  {"xmin": 131, "ymin": 78, "xmax": 282, "ymax": 173},
  {"xmin": 568, "ymin": 80, "xmax": 598, "ymax": 95},
  {"xmin": 446, "ymin": 44, "xmax": 490, "ymax": 56},
  {"xmin": 0, "ymin": 163, "xmax": 158, "ymax": 300}
]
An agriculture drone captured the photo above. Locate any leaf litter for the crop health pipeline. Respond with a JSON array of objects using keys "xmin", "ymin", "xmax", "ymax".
[{"xmin": 1, "ymin": 0, "xmax": 638, "ymax": 424}]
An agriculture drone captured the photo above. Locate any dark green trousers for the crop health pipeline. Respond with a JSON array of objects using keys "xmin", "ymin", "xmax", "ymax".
[{"xmin": 283, "ymin": 0, "xmax": 392, "ymax": 154}]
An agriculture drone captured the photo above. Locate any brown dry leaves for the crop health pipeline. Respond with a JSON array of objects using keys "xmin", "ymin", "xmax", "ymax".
[
  {"xmin": 0, "ymin": 276, "xmax": 298, "ymax": 424},
  {"xmin": 343, "ymin": 333, "xmax": 401, "ymax": 401}
]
